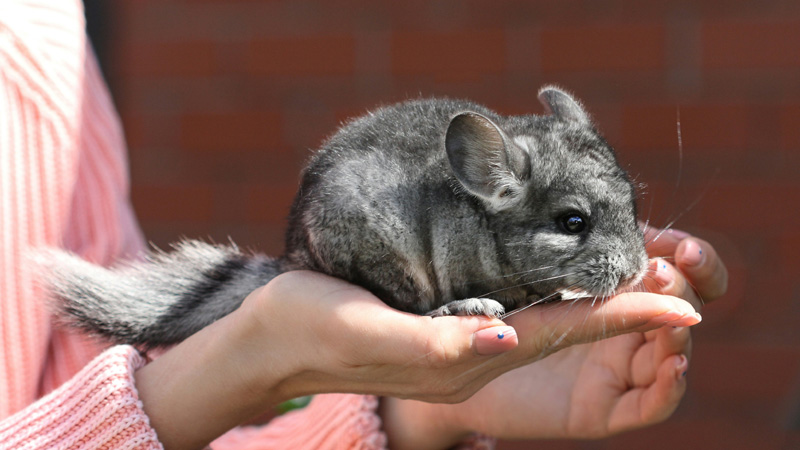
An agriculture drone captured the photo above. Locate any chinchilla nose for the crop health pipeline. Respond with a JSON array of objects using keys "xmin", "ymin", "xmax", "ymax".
[{"xmin": 617, "ymin": 248, "xmax": 648, "ymax": 289}]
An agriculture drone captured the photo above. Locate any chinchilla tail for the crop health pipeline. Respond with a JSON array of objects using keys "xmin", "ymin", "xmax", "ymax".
[{"xmin": 37, "ymin": 240, "xmax": 284, "ymax": 348}]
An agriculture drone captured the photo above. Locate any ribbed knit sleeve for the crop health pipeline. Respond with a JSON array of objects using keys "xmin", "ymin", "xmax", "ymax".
[
  {"xmin": 211, "ymin": 394, "xmax": 387, "ymax": 450},
  {"xmin": 0, "ymin": 0, "xmax": 145, "ymax": 417},
  {"xmin": 0, "ymin": 346, "xmax": 161, "ymax": 450},
  {"xmin": 0, "ymin": 0, "xmax": 158, "ymax": 448}
]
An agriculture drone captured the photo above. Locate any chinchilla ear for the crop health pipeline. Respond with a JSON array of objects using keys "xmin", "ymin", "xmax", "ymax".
[
  {"xmin": 538, "ymin": 85, "xmax": 590, "ymax": 125},
  {"xmin": 445, "ymin": 112, "xmax": 530, "ymax": 211}
]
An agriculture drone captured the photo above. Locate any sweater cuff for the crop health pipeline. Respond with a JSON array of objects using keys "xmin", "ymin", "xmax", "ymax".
[
  {"xmin": 0, "ymin": 345, "xmax": 162, "ymax": 450},
  {"xmin": 211, "ymin": 394, "xmax": 386, "ymax": 450}
]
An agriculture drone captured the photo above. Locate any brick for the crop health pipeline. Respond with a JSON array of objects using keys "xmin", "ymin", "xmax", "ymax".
[
  {"xmin": 243, "ymin": 223, "xmax": 289, "ymax": 257},
  {"xmin": 541, "ymin": 23, "xmax": 666, "ymax": 72},
  {"xmin": 181, "ymin": 147, "xmax": 303, "ymax": 186},
  {"xmin": 620, "ymin": 103, "xmax": 748, "ymax": 152},
  {"xmin": 776, "ymin": 231, "xmax": 800, "ymax": 272},
  {"xmin": 120, "ymin": 114, "xmax": 145, "ymax": 149},
  {"xmin": 732, "ymin": 272, "xmax": 800, "ymax": 347},
  {"xmin": 180, "ymin": 111, "xmax": 283, "ymax": 152},
  {"xmin": 695, "ymin": 182, "xmax": 800, "ymax": 232},
  {"xmin": 694, "ymin": 0, "xmax": 800, "ymax": 18},
  {"xmin": 246, "ymin": 36, "xmax": 356, "ymax": 76},
  {"xmin": 115, "ymin": 41, "xmax": 218, "ymax": 77},
  {"xmin": 128, "ymin": 145, "xmax": 184, "ymax": 186},
  {"xmin": 604, "ymin": 418, "xmax": 788, "ymax": 450},
  {"xmin": 390, "ymin": 30, "xmax": 506, "ymax": 81},
  {"xmin": 246, "ymin": 185, "xmax": 298, "ymax": 226},
  {"xmin": 619, "ymin": 104, "xmax": 682, "ymax": 151},
  {"xmin": 703, "ymin": 19, "xmax": 800, "ymax": 69},
  {"xmin": 131, "ymin": 185, "xmax": 215, "ymax": 222},
  {"xmin": 690, "ymin": 343, "xmax": 800, "ymax": 401},
  {"xmin": 780, "ymin": 105, "xmax": 800, "ymax": 151}
]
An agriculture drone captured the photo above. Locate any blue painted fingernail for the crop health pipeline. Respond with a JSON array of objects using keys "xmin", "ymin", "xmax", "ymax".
[
  {"xmin": 652, "ymin": 259, "xmax": 673, "ymax": 288},
  {"xmin": 475, "ymin": 326, "xmax": 517, "ymax": 355},
  {"xmin": 682, "ymin": 240, "xmax": 704, "ymax": 266}
]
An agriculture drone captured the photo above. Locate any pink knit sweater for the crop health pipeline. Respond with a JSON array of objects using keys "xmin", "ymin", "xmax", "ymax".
[{"xmin": 0, "ymin": 1, "xmax": 389, "ymax": 448}]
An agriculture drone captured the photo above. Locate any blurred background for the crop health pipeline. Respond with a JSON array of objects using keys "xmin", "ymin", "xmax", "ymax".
[{"xmin": 85, "ymin": 1, "xmax": 799, "ymax": 448}]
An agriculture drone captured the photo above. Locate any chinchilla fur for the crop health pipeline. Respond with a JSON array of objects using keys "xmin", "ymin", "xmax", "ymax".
[{"xmin": 41, "ymin": 86, "xmax": 648, "ymax": 348}]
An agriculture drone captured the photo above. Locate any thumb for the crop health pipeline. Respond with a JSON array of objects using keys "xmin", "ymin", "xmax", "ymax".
[
  {"xmin": 396, "ymin": 314, "xmax": 520, "ymax": 367},
  {"xmin": 505, "ymin": 293, "xmax": 701, "ymax": 354}
]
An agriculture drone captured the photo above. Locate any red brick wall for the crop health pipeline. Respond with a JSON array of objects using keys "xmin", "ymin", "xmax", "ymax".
[{"xmin": 104, "ymin": 1, "xmax": 800, "ymax": 448}]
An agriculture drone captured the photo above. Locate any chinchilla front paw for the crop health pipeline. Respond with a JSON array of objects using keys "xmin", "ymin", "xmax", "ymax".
[{"xmin": 426, "ymin": 298, "xmax": 505, "ymax": 318}]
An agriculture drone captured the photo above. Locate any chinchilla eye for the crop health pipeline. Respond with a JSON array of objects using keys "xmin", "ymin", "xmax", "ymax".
[{"xmin": 559, "ymin": 213, "xmax": 587, "ymax": 234}]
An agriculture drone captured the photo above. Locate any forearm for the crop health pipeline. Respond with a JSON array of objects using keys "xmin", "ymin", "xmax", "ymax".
[{"xmin": 135, "ymin": 304, "xmax": 304, "ymax": 450}]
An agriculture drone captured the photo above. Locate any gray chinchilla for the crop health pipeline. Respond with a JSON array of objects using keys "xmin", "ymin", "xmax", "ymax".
[{"xmin": 41, "ymin": 86, "xmax": 648, "ymax": 348}]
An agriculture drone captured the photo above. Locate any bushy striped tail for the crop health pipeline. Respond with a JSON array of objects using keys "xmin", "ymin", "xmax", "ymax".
[{"xmin": 36, "ymin": 240, "xmax": 283, "ymax": 348}]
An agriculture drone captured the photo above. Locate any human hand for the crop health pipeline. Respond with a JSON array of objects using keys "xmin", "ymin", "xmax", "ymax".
[
  {"xmin": 643, "ymin": 227, "xmax": 729, "ymax": 309},
  {"xmin": 381, "ymin": 228, "xmax": 728, "ymax": 449},
  {"xmin": 136, "ymin": 264, "xmax": 699, "ymax": 450}
]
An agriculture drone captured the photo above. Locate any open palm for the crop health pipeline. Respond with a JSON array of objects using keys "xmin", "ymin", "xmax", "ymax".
[{"xmin": 462, "ymin": 325, "xmax": 689, "ymax": 439}]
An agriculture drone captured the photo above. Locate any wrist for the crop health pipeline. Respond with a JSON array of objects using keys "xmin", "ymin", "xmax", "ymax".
[{"xmin": 135, "ymin": 301, "xmax": 302, "ymax": 450}]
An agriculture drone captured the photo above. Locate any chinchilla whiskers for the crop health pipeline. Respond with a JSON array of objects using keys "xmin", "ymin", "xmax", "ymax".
[
  {"xmin": 466, "ymin": 265, "xmax": 558, "ymax": 285},
  {"xmin": 645, "ymin": 187, "xmax": 709, "ymax": 245},
  {"xmin": 675, "ymin": 106, "xmax": 684, "ymax": 191},
  {"xmin": 499, "ymin": 281, "xmax": 582, "ymax": 320},
  {"xmin": 558, "ymin": 288, "xmax": 632, "ymax": 345},
  {"xmin": 640, "ymin": 191, "xmax": 656, "ymax": 238},
  {"xmin": 644, "ymin": 111, "xmax": 722, "ymax": 245},
  {"xmin": 476, "ymin": 272, "xmax": 577, "ymax": 300},
  {"xmin": 645, "ymin": 107, "xmax": 686, "ymax": 238},
  {"xmin": 630, "ymin": 276, "xmax": 650, "ymax": 295},
  {"xmin": 539, "ymin": 297, "xmax": 585, "ymax": 354}
]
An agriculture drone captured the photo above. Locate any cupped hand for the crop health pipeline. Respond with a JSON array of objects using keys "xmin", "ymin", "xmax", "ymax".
[
  {"xmin": 137, "ymin": 267, "xmax": 697, "ymax": 450},
  {"xmin": 136, "ymin": 228, "xmax": 724, "ymax": 450},
  {"xmin": 381, "ymin": 228, "xmax": 729, "ymax": 449},
  {"xmin": 242, "ymin": 269, "xmax": 701, "ymax": 404},
  {"xmin": 643, "ymin": 227, "xmax": 729, "ymax": 309}
]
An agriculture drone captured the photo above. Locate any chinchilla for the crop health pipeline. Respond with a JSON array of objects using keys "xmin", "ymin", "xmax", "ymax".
[{"xmin": 41, "ymin": 86, "xmax": 648, "ymax": 348}]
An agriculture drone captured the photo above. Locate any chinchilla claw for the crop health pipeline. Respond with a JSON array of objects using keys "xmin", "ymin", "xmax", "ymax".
[{"xmin": 426, "ymin": 298, "xmax": 506, "ymax": 318}]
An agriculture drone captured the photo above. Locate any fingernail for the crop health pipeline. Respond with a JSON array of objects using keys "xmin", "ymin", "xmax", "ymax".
[
  {"xmin": 651, "ymin": 311, "xmax": 702, "ymax": 327},
  {"xmin": 667, "ymin": 228, "xmax": 691, "ymax": 240},
  {"xmin": 474, "ymin": 326, "xmax": 517, "ymax": 355},
  {"xmin": 650, "ymin": 311, "xmax": 684, "ymax": 325},
  {"xmin": 651, "ymin": 259, "xmax": 673, "ymax": 289},
  {"xmin": 681, "ymin": 239, "xmax": 705, "ymax": 267},
  {"xmin": 675, "ymin": 312, "xmax": 702, "ymax": 327},
  {"xmin": 675, "ymin": 354, "xmax": 689, "ymax": 380}
]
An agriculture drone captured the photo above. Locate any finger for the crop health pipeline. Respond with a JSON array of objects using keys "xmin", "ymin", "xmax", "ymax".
[
  {"xmin": 610, "ymin": 353, "xmax": 689, "ymax": 433},
  {"xmin": 642, "ymin": 258, "xmax": 703, "ymax": 310},
  {"xmin": 402, "ymin": 315, "xmax": 518, "ymax": 366},
  {"xmin": 506, "ymin": 293, "xmax": 701, "ymax": 355},
  {"xmin": 336, "ymin": 304, "xmax": 514, "ymax": 368},
  {"xmin": 642, "ymin": 225, "xmax": 691, "ymax": 258},
  {"xmin": 674, "ymin": 237, "xmax": 729, "ymax": 302},
  {"xmin": 265, "ymin": 271, "xmax": 513, "ymax": 370},
  {"xmin": 631, "ymin": 327, "xmax": 692, "ymax": 386}
]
